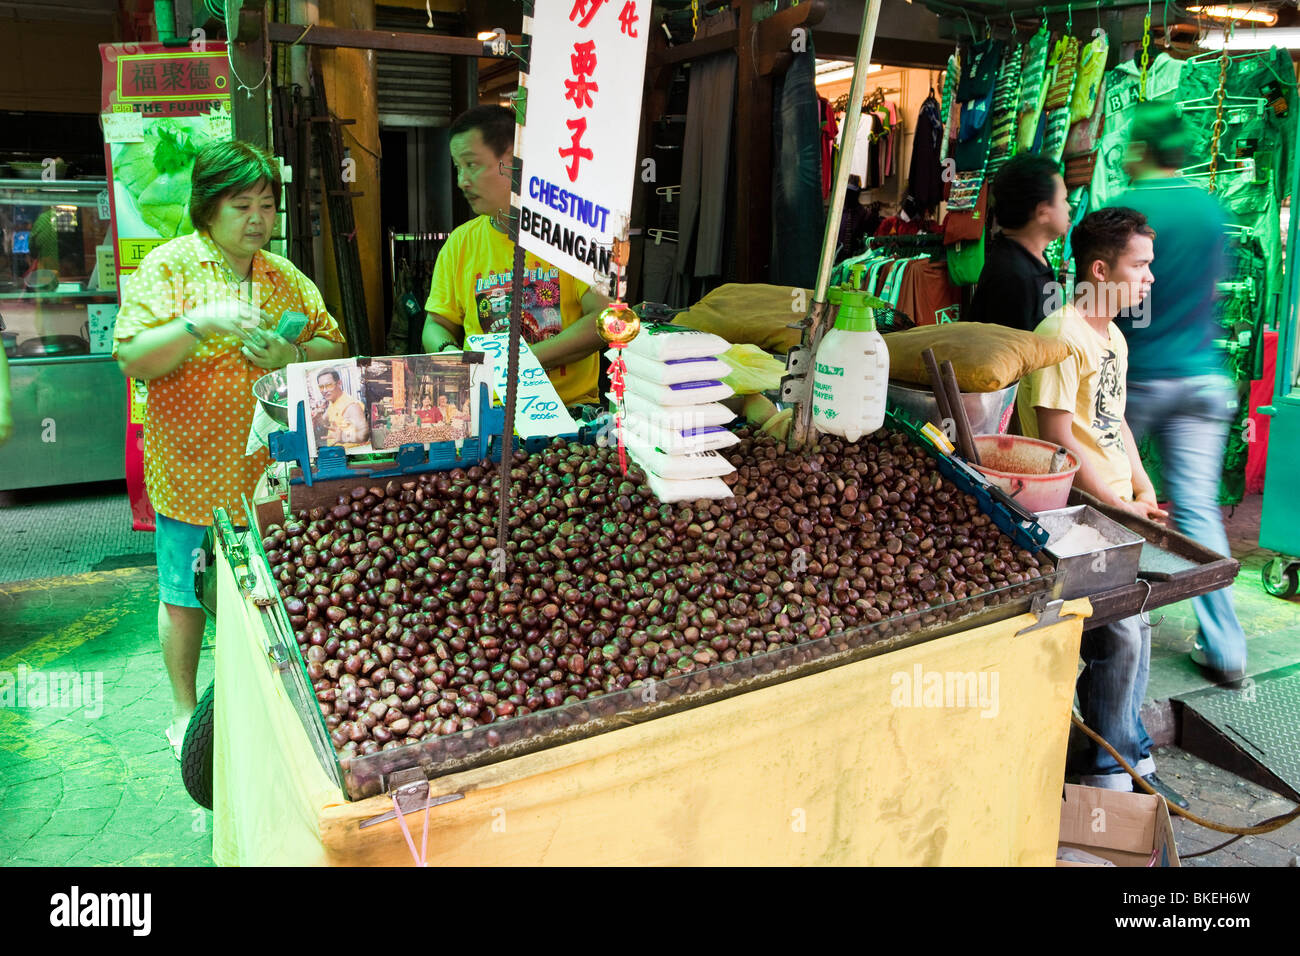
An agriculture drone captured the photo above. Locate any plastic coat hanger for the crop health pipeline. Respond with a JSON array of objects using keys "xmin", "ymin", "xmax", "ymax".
[{"xmin": 1176, "ymin": 90, "xmax": 1267, "ymax": 118}]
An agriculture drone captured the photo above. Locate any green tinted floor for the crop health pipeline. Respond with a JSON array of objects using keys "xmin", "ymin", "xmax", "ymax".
[{"xmin": 0, "ymin": 568, "xmax": 215, "ymax": 866}]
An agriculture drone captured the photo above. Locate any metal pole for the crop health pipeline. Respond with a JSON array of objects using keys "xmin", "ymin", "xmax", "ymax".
[
  {"xmin": 495, "ymin": 239, "xmax": 526, "ymax": 560},
  {"xmin": 495, "ymin": 2, "xmax": 534, "ymax": 573},
  {"xmin": 788, "ymin": 0, "xmax": 884, "ymax": 450}
]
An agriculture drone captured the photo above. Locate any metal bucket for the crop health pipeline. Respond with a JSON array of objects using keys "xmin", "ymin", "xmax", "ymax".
[
  {"xmin": 886, "ymin": 380, "xmax": 1018, "ymax": 435},
  {"xmin": 253, "ymin": 370, "xmax": 290, "ymax": 426}
]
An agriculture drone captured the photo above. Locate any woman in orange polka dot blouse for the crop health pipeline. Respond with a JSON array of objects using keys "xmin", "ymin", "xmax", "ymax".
[{"xmin": 114, "ymin": 141, "xmax": 347, "ymax": 757}]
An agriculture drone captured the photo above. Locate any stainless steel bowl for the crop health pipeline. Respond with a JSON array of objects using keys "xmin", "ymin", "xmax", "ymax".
[
  {"xmin": 886, "ymin": 380, "xmax": 1018, "ymax": 436},
  {"xmin": 253, "ymin": 369, "xmax": 290, "ymax": 426}
]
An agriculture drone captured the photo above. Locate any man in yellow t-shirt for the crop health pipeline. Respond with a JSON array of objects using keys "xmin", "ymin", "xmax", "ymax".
[
  {"xmin": 317, "ymin": 368, "xmax": 368, "ymax": 448},
  {"xmin": 422, "ymin": 105, "xmax": 610, "ymax": 407},
  {"xmin": 1018, "ymin": 211, "xmax": 1165, "ymax": 523},
  {"xmin": 1017, "ymin": 207, "xmax": 1188, "ymax": 809}
]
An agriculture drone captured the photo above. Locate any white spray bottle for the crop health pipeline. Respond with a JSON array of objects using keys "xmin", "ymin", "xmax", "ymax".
[{"xmin": 810, "ymin": 283, "xmax": 890, "ymax": 443}]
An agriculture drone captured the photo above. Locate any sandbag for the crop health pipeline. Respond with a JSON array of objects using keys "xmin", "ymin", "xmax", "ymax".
[{"xmin": 885, "ymin": 322, "xmax": 1070, "ymax": 393}]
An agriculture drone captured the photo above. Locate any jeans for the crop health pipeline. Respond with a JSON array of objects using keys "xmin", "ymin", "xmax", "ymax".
[
  {"xmin": 1076, "ymin": 615, "xmax": 1156, "ymax": 786},
  {"xmin": 1126, "ymin": 376, "xmax": 1249, "ymax": 674}
]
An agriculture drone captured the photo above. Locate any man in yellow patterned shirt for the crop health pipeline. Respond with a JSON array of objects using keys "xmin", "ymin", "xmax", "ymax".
[
  {"xmin": 421, "ymin": 106, "xmax": 610, "ymax": 407},
  {"xmin": 317, "ymin": 368, "xmax": 369, "ymax": 447}
]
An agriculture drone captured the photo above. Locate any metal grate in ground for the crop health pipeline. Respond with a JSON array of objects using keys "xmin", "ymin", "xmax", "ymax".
[
  {"xmin": 0, "ymin": 481, "xmax": 155, "ymax": 585},
  {"xmin": 1178, "ymin": 663, "xmax": 1300, "ymax": 803}
]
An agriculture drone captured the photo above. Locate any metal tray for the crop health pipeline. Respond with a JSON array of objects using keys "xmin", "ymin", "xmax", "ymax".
[
  {"xmin": 1037, "ymin": 505, "xmax": 1143, "ymax": 599},
  {"xmin": 1064, "ymin": 490, "xmax": 1242, "ymax": 630}
]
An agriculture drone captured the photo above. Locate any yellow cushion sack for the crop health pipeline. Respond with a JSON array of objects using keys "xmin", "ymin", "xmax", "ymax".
[
  {"xmin": 884, "ymin": 322, "xmax": 1069, "ymax": 393},
  {"xmin": 671, "ymin": 283, "xmax": 807, "ymax": 354}
]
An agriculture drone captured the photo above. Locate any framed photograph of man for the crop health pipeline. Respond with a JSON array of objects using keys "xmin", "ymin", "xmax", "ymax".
[
  {"xmin": 287, "ymin": 358, "xmax": 375, "ymax": 458},
  {"xmin": 361, "ymin": 354, "xmax": 485, "ymax": 452}
]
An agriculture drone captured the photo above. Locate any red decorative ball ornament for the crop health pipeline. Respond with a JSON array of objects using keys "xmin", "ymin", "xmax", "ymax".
[
  {"xmin": 596, "ymin": 303, "xmax": 641, "ymax": 347},
  {"xmin": 599, "ymin": 303, "xmax": 640, "ymax": 476}
]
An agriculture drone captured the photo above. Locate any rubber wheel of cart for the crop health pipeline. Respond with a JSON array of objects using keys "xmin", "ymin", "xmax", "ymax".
[
  {"xmin": 1262, "ymin": 559, "xmax": 1299, "ymax": 599},
  {"xmin": 182, "ymin": 681, "xmax": 215, "ymax": 810}
]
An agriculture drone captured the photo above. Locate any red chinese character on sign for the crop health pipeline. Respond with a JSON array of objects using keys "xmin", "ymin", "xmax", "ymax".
[
  {"xmin": 161, "ymin": 61, "xmax": 190, "ymax": 92},
  {"xmin": 559, "ymin": 117, "xmax": 594, "ymax": 182},
  {"xmin": 564, "ymin": 40, "xmax": 598, "ymax": 109},
  {"xmin": 618, "ymin": 1, "xmax": 639, "ymax": 36},
  {"xmin": 569, "ymin": 0, "xmax": 608, "ymax": 28},
  {"xmin": 128, "ymin": 62, "xmax": 158, "ymax": 93}
]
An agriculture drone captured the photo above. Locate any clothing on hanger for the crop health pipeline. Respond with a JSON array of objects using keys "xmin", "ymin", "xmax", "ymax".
[
  {"xmin": 956, "ymin": 38, "xmax": 1004, "ymax": 102},
  {"xmin": 1016, "ymin": 29, "xmax": 1051, "ymax": 154},
  {"xmin": 819, "ymin": 96, "xmax": 838, "ymax": 201},
  {"xmin": 1070, "ymin": 32, "xmax": 1109, "ymax": 125},
  {"xmin": 947, "ymin": 168, "xmax": 985, "ymax": 212},
  {"xmin": 896, "ymin": 257, "xmax": 961, "ymax": 326},
  {"xmin": 955, "ymin": 80, "xmax": 997, "ymax": 174},
  {"xmin": 880, "ymin": 100, "xmax": 900, "ymax": 180},
  {"xmin": 939, "ymin": 50, "xmax": 961, "ymax": 164},
  {"xmin": 1064, "ymin": 73, "xmax": 1108, "ymax": 159},
  {"xmin": 1042, "ymin": 106, "xmax": 1073, "ymax": 164},
  {"xmin": 986, "ymin": 42, "xmax": 1023, "ymax": 177},
  {"xmin": 908, "ymin": 93, "xmax": 945, "ymax": 213},
  {"xmin": 1064, "ymin": 153, "xmax": 1098, "ymax": 190},
  {"xmin": 1089, "ymin": 51, "xmax": 1186, "ymax": 210},
  {"xmin": 1044, "ymin": 35, "xmax": 1080, "ymax": 113}
]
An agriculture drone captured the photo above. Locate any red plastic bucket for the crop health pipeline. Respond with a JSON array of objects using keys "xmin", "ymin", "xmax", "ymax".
[{"xmin": 971, "ymin": 434, "xmax": 1080, "ymax": 514}]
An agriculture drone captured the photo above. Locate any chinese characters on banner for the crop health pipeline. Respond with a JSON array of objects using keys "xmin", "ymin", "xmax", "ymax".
[
  {"xmin": 99, "ymin": 42, "xmax": 233, "ymax": 530},
  {"xmin": 100, "ymin": 43, "xmax": 233, "ymax": 278},
  {"xmin": 515, "ymin": 0, "xmax": 650, "ymax": 297}
]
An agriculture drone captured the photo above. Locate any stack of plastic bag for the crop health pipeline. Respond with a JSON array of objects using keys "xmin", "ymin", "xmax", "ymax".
[{"xmin": 607, "ymin": 324, "xmax": 738, "ymax": 502}]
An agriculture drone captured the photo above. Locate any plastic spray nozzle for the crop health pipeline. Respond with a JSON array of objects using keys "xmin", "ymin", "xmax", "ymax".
[
  {"xmin": 834, "ymin": 289, "xmax": 877, "ymax": 332},
  {"xmin": 849, "ymin": 263, "xmax": 866, "ymax": 290}
]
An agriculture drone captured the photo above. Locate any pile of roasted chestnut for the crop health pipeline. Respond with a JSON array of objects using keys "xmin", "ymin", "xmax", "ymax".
[{"xmin": 262, "ymin": 428, "xmax": 1049, "ymax": 759}]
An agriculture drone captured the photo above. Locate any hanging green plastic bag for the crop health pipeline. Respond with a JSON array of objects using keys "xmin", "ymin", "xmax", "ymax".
[{"xmin": 947, "ymin": 234, "xmax": 985, "ymax": 287}]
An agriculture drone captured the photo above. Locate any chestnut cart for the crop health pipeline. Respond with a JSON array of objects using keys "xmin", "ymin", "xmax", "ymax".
[
  {"xmin": 208, "ymin": 457, "xmax": 1240, "ymax": 865},
  {"xmin": 212, "ymin": 378, "xmax": 1242, "ymax": 867},
  {"xmin": 210, "ymin": 511, "xmax": 1092, "ymax": 866}
]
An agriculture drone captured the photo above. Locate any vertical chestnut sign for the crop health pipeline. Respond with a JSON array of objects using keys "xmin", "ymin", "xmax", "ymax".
[{"xmin": 514, "ymin": 0, "xmax": 650, "ymax": 299}]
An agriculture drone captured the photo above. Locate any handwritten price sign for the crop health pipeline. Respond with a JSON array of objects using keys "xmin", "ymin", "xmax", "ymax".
[{"xmin": 467, "ymin": 332, "xmax": 580, "ymax": 439}]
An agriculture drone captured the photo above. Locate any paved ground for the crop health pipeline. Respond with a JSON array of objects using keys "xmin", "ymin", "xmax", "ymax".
[
  {"xmin": 0, "ymin": 483, "xmax": 1297, "ymax": 866},
  {"xmin": 0, "ymin": 567, "xmax": 215, "ymax": 866},
  {"xmin": 0, "ymin": 480, "xmax": 156, "ymax": 584},
  {"xmin": 1157, "ymin": 746, "xmax": 1300, "ymax": 867}
]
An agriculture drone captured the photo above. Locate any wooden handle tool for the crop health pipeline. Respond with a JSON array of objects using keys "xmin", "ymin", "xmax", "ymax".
[{"xmin": 939, "ymin": 359, "xmax": 981, "ymax": 465}]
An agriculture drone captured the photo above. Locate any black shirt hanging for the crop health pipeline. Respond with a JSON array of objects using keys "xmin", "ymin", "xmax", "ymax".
[{"xmin": 908, "ymin": 94, "xmax": 945, "ymax": 213}]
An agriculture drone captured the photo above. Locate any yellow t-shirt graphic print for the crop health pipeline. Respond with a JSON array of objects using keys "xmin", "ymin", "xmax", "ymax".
[
  {"xmin": 475, "ymin": 263, "xmax": 564, "ymax": 341},
  {"xmin": 426, "ymin": 216, "xmax": 598, "ymax": 406},
  {"xmin": 1017, "ymin": 304, "xmax": 1135, "ymax": 502}
]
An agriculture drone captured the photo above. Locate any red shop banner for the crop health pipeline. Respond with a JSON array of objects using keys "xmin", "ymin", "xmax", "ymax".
[{"xmin": 99, "ymin": 41, "xmax": 233, "ymax": 530}]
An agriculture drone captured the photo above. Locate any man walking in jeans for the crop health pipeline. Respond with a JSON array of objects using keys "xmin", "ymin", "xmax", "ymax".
[
  {"xmin": 1110, "ymin": 103, "xmax": 1248, "ymax": 685},
  {"xmin": 1019, "ymin": 208, "xmax": 1186, "ymax": 807}
]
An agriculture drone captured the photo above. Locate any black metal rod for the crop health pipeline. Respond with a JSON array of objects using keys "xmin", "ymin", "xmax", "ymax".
[
  {"xmin": 265, "ymin": 21, "xmax": 508, "ymax": 58},
  {"xmin": 495, "ymin": 237, "xmax": 526, "ymax": 567}
]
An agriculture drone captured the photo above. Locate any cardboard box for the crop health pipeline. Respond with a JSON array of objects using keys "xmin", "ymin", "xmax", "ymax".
[{"xmin": 1057, "ymin": 783, "xmax": 1181, "ymax": 867}]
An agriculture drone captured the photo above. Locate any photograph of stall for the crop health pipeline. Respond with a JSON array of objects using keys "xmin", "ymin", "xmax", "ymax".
[{"xmin": 1, "ymin": 0, "xmax": 1299, "ymax": 893}]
